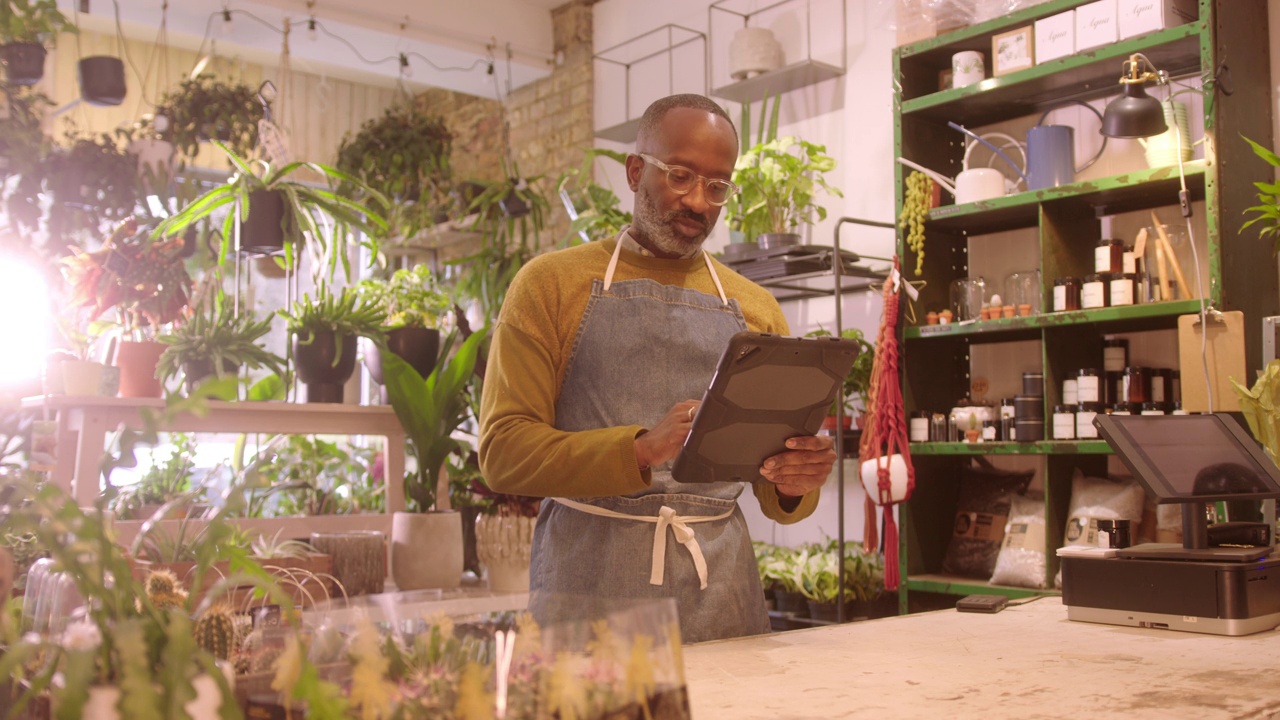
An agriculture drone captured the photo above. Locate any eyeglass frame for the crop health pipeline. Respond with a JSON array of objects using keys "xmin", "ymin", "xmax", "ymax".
[{"xmin": 634, "ymin": 153, "xmax": 740, "ymax": 207}]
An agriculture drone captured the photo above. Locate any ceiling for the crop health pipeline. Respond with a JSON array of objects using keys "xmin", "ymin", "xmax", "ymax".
[{"xmin": 64, "ymin": 0, "xmax": 564, "ymax": 99}]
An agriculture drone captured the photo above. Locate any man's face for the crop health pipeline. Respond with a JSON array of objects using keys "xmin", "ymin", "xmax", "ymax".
[{"xmin": 627, "ymin": 108, "xmax": 738, "ymax": 258}]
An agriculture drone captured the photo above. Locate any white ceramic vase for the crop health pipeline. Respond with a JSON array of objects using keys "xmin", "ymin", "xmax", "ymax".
[
  {"xmin": 729, "ymin": 27, "xmax": 783, "ymax": 81},
  {"xmin": 391, "ymin": 511, "xmax": 463, "ymax": 590},
  {"xmin": 57, "ymin": 360, "xmax": 105, "ymax": 397},
  {"xmin": 475, "ymin": 513, "xmax": 537, "ymax": 593}
]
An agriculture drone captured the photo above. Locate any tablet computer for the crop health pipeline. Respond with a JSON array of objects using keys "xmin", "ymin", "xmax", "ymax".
[{"xmin": 670, "ymin": 331, "xmax": 863, "ymax": 484}]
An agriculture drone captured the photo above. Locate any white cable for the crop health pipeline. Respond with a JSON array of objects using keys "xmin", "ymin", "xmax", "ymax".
[{"xmin": 1171, "ymin": 106, "xmax": 1212, "ymax": 413}]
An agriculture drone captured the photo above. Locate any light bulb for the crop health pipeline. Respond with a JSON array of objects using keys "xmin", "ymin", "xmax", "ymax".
[
  {"xmin": 307, "ymin": 18, "xmax": 318, "ymax": 42},
  {"xmin": 399, "ymin": 53, "xmax": 412, "ymax": 79},
  {"xmin": 220, "ymin": 9, "xmax": 233, "ymax": 35}
]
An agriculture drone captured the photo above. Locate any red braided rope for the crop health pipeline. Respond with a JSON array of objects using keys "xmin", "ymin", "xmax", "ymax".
[{"xmin": 857, "ymin": 256, "xmax": 916, "ymax": 590}]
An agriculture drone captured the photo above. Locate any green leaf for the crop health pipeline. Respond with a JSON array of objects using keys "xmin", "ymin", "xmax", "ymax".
[{"xmin": 248, "ymin": 373, "xmax": 286, "ymax": 401}]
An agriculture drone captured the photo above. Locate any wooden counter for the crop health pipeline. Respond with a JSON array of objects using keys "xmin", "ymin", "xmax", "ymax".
[{"xmin": 682, "ymin": 597, "xmax": 1280, "ymax": 719}]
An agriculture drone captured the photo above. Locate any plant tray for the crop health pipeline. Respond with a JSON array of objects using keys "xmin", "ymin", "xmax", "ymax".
[{"xmin": 131, "ymin": 553, "xmax": 336, "ymax": 608}]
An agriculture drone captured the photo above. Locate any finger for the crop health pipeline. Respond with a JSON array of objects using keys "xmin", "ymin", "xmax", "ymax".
[{"xmin": 784, "ymin": 435, "xmax": 834, "ymax": 451}]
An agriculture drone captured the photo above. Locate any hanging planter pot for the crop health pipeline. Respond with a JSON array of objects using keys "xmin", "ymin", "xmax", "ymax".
[
  {"xmin": 78, "ymin": 56, "xmax": 127, "ymax": 107},
  {"xmin": 238, "ymin": 189, "xmax": 288, "ymax": 255},
  {"xmin": 0, "ymin": 43, "xmax": 47, "ymax": 86},
  {"xmin": 293, "ymin": 329, "xmax": 357, "ymax": 403}
]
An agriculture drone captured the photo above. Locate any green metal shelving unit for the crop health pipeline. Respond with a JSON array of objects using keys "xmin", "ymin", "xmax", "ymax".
[{"xmin": 891, "ymin": 0, "xmax": 1276, "ymax": 614}]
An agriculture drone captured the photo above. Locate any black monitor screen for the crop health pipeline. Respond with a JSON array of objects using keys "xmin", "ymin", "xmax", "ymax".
[{"xmin": 1094, "ymin": 414, "xmax": 1280, "ymax": 503}]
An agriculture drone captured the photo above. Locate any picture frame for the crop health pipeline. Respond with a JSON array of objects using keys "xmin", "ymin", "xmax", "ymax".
[{"xmin": 992, "ymin": 26, "xmax": 1035, "ymax": 76}]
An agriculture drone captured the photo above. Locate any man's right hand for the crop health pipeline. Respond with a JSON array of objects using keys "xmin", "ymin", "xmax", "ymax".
[{"xmin": 634, "ymin": 399, "xmax": 700, "ymax": 470}]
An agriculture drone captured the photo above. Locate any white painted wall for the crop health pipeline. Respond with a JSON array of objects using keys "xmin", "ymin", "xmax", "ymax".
[{"xmin": 593, "ymin": 0, "xmax": 905, "ymax": 549}]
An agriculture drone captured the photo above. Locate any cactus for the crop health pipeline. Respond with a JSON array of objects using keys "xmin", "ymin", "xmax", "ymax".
[
  {"xmin": 193, "ymin": 604, "xmax": 238, "ymax": 661},
  {"xmin": 142, "ymin": 569, "xmax": 188, "ymax": 611}
]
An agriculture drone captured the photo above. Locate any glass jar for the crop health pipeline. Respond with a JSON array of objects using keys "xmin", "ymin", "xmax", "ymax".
[
  {"xmin": 1076, "ymin": 402, "xmax": 1104, "ymax": 439},
  {"xmin": 1123, "ymin": 366, "xmax": 1151, "ymax": 404},
  {"xmin": 1111, "ymin": 402, "xmax": 1135, "ymax": 415},
  {"xmin": 1104, "ymin": 371, "xmax": 1124, "ymax": 406},
  {"xmin": 1109, "ymin": 272, "xmax": 1136, "ymax": 306},
  {"xmin": 1053, "ymin": 277, "xmax": 1081, "ymax": 312},
  {"xmin": 929, "ymin": 412, "xmax": 949, "ymax": 441},
  {"xmin": 1095, "ymin": 238, "xmax": 1124, "ymax": 274},
  {"xmin": 1052, "ymin": 405, "xmax": 1076, "ymax": 440},
  {"xmin": 1172, "ymin": 401, "xmax": 1189, "ymax": 416},
  {"xmin": 1076, "ymin": 368, "xmax": 1101, "ymax": 403},
  {"xmin": 1171, "ymin": 370, "xmax": 1182, "ymax": 403},
  {"xmin": 1082, "ymin": 273, "xmax": 1110, "ymax": 309},
  {"xmin": 1123, "ymin": 248, "xmax": 1137, "ymax": 274},
  {"xmin": 1102, "ymin": 337, "xmax": 1129, "ymax": 373},
  {"xmin": 999, "ymin": 398, "xmax": 1016, "ymax": 441},
  {"xmin": 1151, "ymin": 368, "xmax": 1172, "ymax": 404},
  {"xmin": 1140, "ymin": 401, "xmax": 1166, "ymax": 416}
]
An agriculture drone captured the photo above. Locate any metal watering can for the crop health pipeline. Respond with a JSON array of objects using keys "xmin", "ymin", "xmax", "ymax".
[
  {"xmin": 897, "ymin": 124, "xmax": 1028, "ymax": 205},
  {"xmin": 1025, "ymin": 102, "xmax": 1107, "ymax": 190}
]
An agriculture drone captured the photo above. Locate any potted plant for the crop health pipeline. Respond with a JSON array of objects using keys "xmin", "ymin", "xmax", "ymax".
[
  {"xmin": 155, "ymin": 140, "xmax": 389, "ymax": 280},
  {"xmin": 454, "ymin": 163, "xmax": 549, "ymax": 321},
  {"xmin": 157, "ymin": 74, "xmax": 263, "ymax": 163},
  {"xmin": 806, "ymin": 327, "xmax": 875, "ymax": 430},
  {"xmin": 244, "ymin": 434, "xmax": 381, "ymax": 516},
  {"xmin": 335, "ymin": 102, "xmax": 454, "ymax": 241},
  {"xmin": 357, "ymin": 263, "xmax": 453, "ymax": 400},
  {"xmin": 0, "ymin": 0, "xmax": 75, "ymax": 85},
  {"xmin": 278, "ymin": 282, "xmax": 385, "ymax": 403},
  {"xmin": 156, "ymin": 286, "xmax": 287, "ymax": 397},
  {"xmin": 798, "ymin": 539, "xmax": 885, "ymax": 622},
  {"xmin": 726, "ymin": 135, "xmax": 843, "ymax": 245},
  {"xmin": 380, "ymin": 329, "xmax": 485, "ymax": 590},
  {"xmin": 61, "ymin": 217, "xmax": 192, "ymax": 397},
  {"xmin": 464, "ymin": 451, "xmax": 541, "ymax": 593},
  {"xmin": 555, "ymin": 148, "xmax": 632, "ymax": 245},
  {"xmin": 1241, "ymin": 135, "xmax": 1280, "ymax": 253},
  {"xmin": 106, "ymin": 432, "xmax": 199, "ymax": 521}
]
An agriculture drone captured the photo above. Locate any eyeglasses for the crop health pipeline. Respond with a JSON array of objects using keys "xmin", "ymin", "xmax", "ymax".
[{"xmin": 636, "ymin": 153, "xmax": 739, "ymax": 206}]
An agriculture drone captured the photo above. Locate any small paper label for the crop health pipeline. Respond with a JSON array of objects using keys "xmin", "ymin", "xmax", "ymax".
[
  {"xmin": 1002, "ymin": 519, "xmax": 1046, "ymax": 551},
  {"xmin": 1053, "ymin": 285, "xmax": 1068, "ymax": 312},
  {"xmin": 953, "ymin": 512, "xmax": 1008, "ymax": 540}
]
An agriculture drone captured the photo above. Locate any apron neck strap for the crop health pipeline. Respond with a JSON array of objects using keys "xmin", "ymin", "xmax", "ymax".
[{"xmin": 604, "ymin": 238, "xmax": 729, "ymax": 306}]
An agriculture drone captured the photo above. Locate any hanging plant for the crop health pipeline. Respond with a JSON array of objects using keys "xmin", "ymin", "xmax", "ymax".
[
  {"xmin": 0, "ymin": 83, "xmax": 52, "ymax": 235},
  {"xmin": 0, "ymin": 0, "xmax": 76, "ymax": 86},
  {"xmin": 335, "ymin": 102, "xmax": 453, "ymax": 238},
  {"xmin": 44, "ymin": 125, "xmax": 141, "ymax": 245},
  {"xmin": 158, "ymin": 74, "xmax": 263, "ymax": 163}
]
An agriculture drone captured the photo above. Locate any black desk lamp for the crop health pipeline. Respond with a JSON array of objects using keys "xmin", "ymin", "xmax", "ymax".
[{"xmin": 1101, "ymin": 53, "xmax": 1169, "ymax": 139}]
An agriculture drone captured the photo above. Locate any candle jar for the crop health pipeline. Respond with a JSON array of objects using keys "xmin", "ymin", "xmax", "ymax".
[
  {"xmin": 1104, "ymin": 371, "xmax": 1124, "ymax": 406},
  {"xmin": 1102, "ymin": 337, "xmax": 1129, "ymax": 374},
  {"xmin": 1053, "ymin": 405, "xmax": 1076, "ymax": 440},
  {"xmin": 1076, "ymin": 402, "xmax": 1104, "ymax": 439},
  {"xmin": 1082, "ymin": 273, "xmax": 1110, "ymax": 309},
  {"xmin": 1063, "ymin": 370, "xmax": 1079, "ymax": 405},
  {"xmin": 1022, "ymin": 371, "xmax": 1044, "ymax": 396},
  {"xmin": 1095, "ymin": 238, "xmax": 1124, "ymax": 274},
  {"xmin": 1151, "ymin": 368, "xmax": 1172, "ymax": 404},
  {"xmin": 1140, "ymin": 402, "xmax": 1166, "ymax": 416},
  {"xmin": 1109, "ymin": 272, "xmax": 1136, "ymax": 306},
  {"xmin": 910, "ymin": 411, "xmax": 930, "ymax": 443},
  {"xmin": 1053, "ymin": 277, "xmax": 1081, "ymax": 312},
  {"xmin": 1111, "ymin": 402, "xmax": 1135, "ymax": 415},
  {"xmin": 1076, "ymin": 369, "xmax": 1101, "ymax": 403}
]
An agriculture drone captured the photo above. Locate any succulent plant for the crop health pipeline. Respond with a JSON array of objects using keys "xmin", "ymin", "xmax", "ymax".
[{"xmin": 193, "ymin": 604, "xmax": 238, "ymax": 660}]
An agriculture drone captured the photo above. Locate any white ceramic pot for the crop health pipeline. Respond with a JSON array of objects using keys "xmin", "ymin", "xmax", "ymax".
[
  {"xmin": 391, "ymin": 511, "xmax": 463, "ymax": 590},
  {"xmin": 860, "ymin": 454, "xmax": 911, "ymax": 505},
  {"xmin": 729, "ymin": 27, "xmax": 783, "ymax": 81},
  {"xmin": 476, "ymin": 514, "xmax": 537, "ymax": 593},
  {"xmin": 58, "ymin": 360, "xmax": 105, "ymax": 396}
]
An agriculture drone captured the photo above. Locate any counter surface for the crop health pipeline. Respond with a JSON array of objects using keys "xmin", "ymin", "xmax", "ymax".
[{"xmin": 682, "ymin": 597, "xmax": 1280, "ymax": 719}]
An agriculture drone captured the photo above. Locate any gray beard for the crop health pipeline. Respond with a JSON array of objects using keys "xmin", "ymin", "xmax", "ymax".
[{"xmin": 631, "ymin": 188, "xmax": 707, "ymax": 259}]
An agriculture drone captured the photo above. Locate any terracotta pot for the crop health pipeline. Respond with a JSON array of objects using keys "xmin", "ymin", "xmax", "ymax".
[
  {"xmin": 391, "ymin": 511, "xmax": 463, "ymax": 590},
  {"xmin": 0, "ymin": 42, "xmax": 46, "ymax": 85},
  {"xmin": 293, "ymin": 330, "xmax": 357, "ymax": 403},
  {"xmin": 114, "ymin": 340, "xmax": 166, "ymax": 398}
]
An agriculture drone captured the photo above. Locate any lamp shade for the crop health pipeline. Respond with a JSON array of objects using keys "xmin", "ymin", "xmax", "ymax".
[{"xmin": 1101, "ymin": 82, "xmax": 1168, "ymax": 139}]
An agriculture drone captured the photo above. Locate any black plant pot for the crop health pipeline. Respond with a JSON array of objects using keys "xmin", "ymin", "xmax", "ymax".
[
  {"xmin": 774, "ymin": 589, "xmax": 810, "ymax": 618},
  {"xmin": 239, "ymin": 189, "xmax": 288, "ymax": 255},
  {"xmin": 461, "ymin": 505, "xmax": 482, "ymax": 576},
  {"xmin": 183, "ymin": 359, "xmax": 240, "ymax": 396},
  {"xmin": 364, "ymin": 327, "xmax": 441, "ymax": 401},
  {"xmin": 78, "ymin": 56, "xmax": 127, "ymax": 107},
  {"xmin": 294, "ymin": 330, "xmax": 357, "ymax": 403},
  {"xmin": 1, "ymin": 43, "xmax": 47, "ymax": 86}
]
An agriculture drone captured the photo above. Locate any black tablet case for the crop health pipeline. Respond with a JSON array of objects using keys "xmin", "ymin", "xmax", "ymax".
[{"xmin": 671, "ymin": 332, "xmax": 863, "ymax": 484}]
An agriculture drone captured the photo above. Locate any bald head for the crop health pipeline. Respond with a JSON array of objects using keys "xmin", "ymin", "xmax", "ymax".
[{"xmin": 636, "ymin": 94, "xmax": 737, "ymax": 152}]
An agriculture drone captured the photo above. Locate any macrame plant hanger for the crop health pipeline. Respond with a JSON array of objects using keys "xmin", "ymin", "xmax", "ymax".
[{"xmin": 858, "ymin": 256, "xmax": 916, "ymax": 591}]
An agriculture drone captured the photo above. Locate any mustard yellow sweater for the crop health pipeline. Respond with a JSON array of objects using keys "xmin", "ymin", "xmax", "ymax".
[{"xmin": 478, "ymin": 239, "xmax": 820, "ymax": 523}]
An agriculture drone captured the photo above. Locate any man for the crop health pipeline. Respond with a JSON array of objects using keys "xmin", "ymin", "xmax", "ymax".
[{"xmin": 478, "ymin": 93, "xmax": 836, "ymax": 643}]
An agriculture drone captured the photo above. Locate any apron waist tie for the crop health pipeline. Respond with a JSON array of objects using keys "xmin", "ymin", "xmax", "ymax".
[{"xmin": 553, "ymin": 498, "xmax": 734, "ymax": 590}]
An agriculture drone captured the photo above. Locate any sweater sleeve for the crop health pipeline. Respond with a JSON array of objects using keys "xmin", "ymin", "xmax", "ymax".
[{"xmin": 478, "ymin": 320, "xmax": 652, "ymax": 499}]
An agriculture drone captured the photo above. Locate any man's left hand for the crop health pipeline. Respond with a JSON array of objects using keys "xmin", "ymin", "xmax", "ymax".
[{"xmin": 760, "ymin": 435, "xmax": 837, "ymax": 497}]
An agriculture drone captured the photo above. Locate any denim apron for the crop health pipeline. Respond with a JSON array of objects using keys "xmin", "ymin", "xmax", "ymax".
[{"xmin": 527, "ymin": 237, "xmax": 772, "ymax": 643}]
